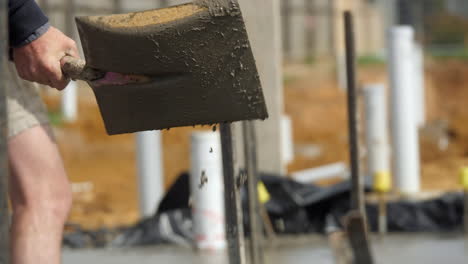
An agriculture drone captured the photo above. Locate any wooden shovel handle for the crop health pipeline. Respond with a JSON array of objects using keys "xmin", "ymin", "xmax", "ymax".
[{"xmin": 61, "ymin": 55, "xmax": 104, "ymax": 81}]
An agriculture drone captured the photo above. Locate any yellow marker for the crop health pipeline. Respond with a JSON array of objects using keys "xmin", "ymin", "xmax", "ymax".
[
  {"xmin": 373, "ymin": 171, "xmax": 391, "ymax": 193},
  {"xmin": 257, "ymin": 181, "xmax": 270, "ymax": 204},
  {"xmin": 459, "ymin": 167, "xmax": 468, "ymax": 191}
]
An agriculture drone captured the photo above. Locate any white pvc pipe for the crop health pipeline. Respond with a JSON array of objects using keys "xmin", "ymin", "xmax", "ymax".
[
  {"xmin": 413, "ymin": 43, "xmax": 425, "ymax": 127},
  {"xmin": 388, "ymin": 26, "xmax": 421, "ymax": 194},
  {"xmin": 281, "ymin": 115, "xmax": 294, "ymax": 165},
  {"xmin": 190, "ymin": 131, "xmax": 226, "ymax": 251},
  {"xmin": 136, "ymin": 131, "xmax": 164, "ymax": 218},
  {"xmin": 336, "ymin": 54, "xmax": 347, "ymax": 91},
  {"xmin": 363, "ymin": 84, "xmax": 390, "ymax": 178},
  {"xmin": 291, "ymin": 162, "xmax": 349, "ymax": 184},
  {"xmin": 61, "ymin": 80, "xmax": 78, "ymax": 122}
]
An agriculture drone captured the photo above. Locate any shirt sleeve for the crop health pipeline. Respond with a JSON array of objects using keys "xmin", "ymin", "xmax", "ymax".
[{"xmin": 8, "ymin": 0, "xmax": 49, "ymax": 47}]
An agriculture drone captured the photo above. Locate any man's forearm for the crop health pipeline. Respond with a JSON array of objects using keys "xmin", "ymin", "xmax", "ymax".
[{"xmin": 8, "ymin": 0, "xmax": 49, "ymax": 47}]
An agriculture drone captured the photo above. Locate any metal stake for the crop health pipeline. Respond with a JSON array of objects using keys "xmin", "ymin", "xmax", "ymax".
[
  {"xmin": 242, "ymin": 121, "xmax": 264, "ymax": 264},
  {"xmin": 344, "ymin": 11, "xmax": 364, "ymax": 215},
  {"xmin": 220, "ymin": 123, "xmax": 246, "ymax": 264},
  {"xmin": 343, "ymin": 11, "xmax": 374, "ymax": 264},
  {"xmin": 464, "ymin": 190, "xmax": 468, "ymax": 236},
  {"xmin": 0, "ymin": 0, "xmax": 10, "ymax": 262},
  {"xmin": 378, "ymin": 193, "xmax": 387, "ymax": 237}
]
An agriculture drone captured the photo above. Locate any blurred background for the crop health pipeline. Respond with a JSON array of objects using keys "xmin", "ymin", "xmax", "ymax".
[{"xmin": 35, "ymin": 0, "xmax": 468, "ymax": 234}]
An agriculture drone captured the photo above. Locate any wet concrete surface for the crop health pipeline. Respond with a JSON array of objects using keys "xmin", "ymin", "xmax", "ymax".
[{"xmin": 63, "ymin": 234, "xmax": 468, "ymax": 264}]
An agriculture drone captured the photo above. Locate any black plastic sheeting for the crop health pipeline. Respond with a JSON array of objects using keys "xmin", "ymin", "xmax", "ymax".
[{"xmin": 63, "ymin": 173, "xmax": 464, "ymax": 248}]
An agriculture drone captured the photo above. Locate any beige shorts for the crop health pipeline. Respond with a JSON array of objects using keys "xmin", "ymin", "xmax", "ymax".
[{"xmin": 2, "ymin": 63, "xmax": 50, "ymax": 138}]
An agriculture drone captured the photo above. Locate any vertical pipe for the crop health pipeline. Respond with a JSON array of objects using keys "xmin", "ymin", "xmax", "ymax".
[
  {"xmin": 344, "ymin": 12, "xmax": 364, "ymax": 214},
  {"xmin": 190, "ymin": 131, "xmax": 226, "ymax": 250},
  {"xmin": 388, "ymin": 26, "xmax": 421, "ymax": 194},
  {"xmin": 61, "ymin": 0, "xmax": 78, "ymax": 122},
  {"xmin": 0, "ymin": 1, "xmax": 9, "ymax": 262},
  {"xmin": 363, "ymin": 84, "xmax": 390, "ymax": 180},
  {"xmin": 413, "ymin": 43, "xmax": 425, "ymax": 127},
  {"xmin": 220, "ymin": 123, "xmax": 246, "ymax": 264},
  {"xmin": 378, "ymin": 193, "xmax": 387, "ymax": 236},
  {"xmin": 243, "ymin": 121, "xmax": 264, "ymax": 264},
  {"xmin": 281, "ymin": 115, "xmax": 294, "ymax": 165},
  {"xmin": 61, "ymin": 81, "xmax": 78, "ymax": 122},
  {"xmin": 364, "ymin": 84, "xmax": 391, "ymax": 237},
  {"xmin": 136, "ymin": 131, "xmax": 164, "ymax": 218}
]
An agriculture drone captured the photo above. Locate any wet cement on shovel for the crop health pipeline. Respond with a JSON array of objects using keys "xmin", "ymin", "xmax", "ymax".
[{"xmin": 75, "ymin": 0, "xmax": 267, "ymax": 135}]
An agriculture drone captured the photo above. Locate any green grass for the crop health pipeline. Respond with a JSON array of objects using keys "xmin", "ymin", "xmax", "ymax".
[
  {"xmin": 48, "ymin": 111, "xmax": 64, "ymax": 127},
  {"xmin": 304, "ymin": 55, "xmax": 316, "ymax": 66},
  {"xmin": 429, "ymin": 47, "xmax": 468, "ymax": 60},
  {"xmin": 357, "ymin": 54, "xmax": 386, "ymax": 66}
]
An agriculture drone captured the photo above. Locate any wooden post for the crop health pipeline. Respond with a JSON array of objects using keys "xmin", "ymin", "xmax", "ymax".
[
  {"xmin": 243, "ymin": 121, "xmax": 264, "ymax": 264},
  {"xmin": 289, "ymin": 0, "xmax": 306, "ymax": 62},
  {"xmin": 220, "ymin": 123, "xmax": 246, "ymax": 264},
  {"xmin": 38, "ymin": 0, "xmax": 50, "ymax": 14},
  {"xmin": 113, "ymin": 0, "xmax": 122, "ymax": 13},
  {"xmin": 64, "ymin": 0, "xmax": 75, "ymax": 37},
  {"xmin": 0, "ymin": 0, "xmax": 10, "ymax": 262},
  {"xmin": 238, "ymin": 0, "xmax": 285, "ymax": 175},
  {"xmin": 281, "ymin": 0, "xmax": 290, "ymax": 60}
]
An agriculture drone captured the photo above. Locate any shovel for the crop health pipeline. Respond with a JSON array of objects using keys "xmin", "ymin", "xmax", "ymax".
[{"xmin": 61, "ymin": 0, "xmax": 268, "ymax": 135}]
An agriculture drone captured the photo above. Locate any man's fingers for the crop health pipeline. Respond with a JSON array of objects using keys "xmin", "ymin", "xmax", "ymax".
[
  {"xmin": 46, "ymin": 61, "xmax": 69, "ymax": 90},
  {"xmin": 12, "ymin": 26, "xmax": 81, "ymax": 90},
  {"xmin": 67, "ymin": 47, "xmax": 79, "ymax": 59},
  {"xmin": 65, "ymin": 39, "xmax": 80, "ymax": 58},
  {"xmin": 54, "ymin": 75, "xmax": 70, "ymax": 90}
]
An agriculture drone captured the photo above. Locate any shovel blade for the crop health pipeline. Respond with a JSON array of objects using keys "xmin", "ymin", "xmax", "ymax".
[{"xmin": 76, "ymin": 3, "xmax": 268, "ymax": 135}]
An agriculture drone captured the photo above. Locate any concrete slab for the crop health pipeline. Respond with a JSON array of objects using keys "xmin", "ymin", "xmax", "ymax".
[{"xmin": 63, "ymin": 234, "xmax": 468, "ymax": 264}]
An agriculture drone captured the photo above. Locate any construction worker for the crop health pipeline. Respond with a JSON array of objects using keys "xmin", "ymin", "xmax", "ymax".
[{"xmin": 6, "ymin": 0, "xmax": 80, "ymax": 263}]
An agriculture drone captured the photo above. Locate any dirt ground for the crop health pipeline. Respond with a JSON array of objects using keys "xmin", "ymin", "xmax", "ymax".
[{"xmin": 42, "ymin": 59, "xmax": 468, "ymax": 229}]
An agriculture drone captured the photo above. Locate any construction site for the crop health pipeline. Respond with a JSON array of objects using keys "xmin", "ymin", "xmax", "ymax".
[{"xmin": 1, "ymin": 0, "xmax": 468, "ymax": 263}]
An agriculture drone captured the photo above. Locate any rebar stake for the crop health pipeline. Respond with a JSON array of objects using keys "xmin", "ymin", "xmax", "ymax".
[
  {"xmin": 343, "ymin": 11, "xmax": 374, "ymax": 264},
  {"xmin": 243, "ymin": 121, "xmax": 264, "ymax": 264},
  {"xmin": 220, "ymin": 123, "xmax": 246, "ymax": 264}
]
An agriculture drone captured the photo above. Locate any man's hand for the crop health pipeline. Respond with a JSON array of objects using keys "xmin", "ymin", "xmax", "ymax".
[{"xmin": 13, "ymin": 27, "xmax": 79, "ymax": 90}]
